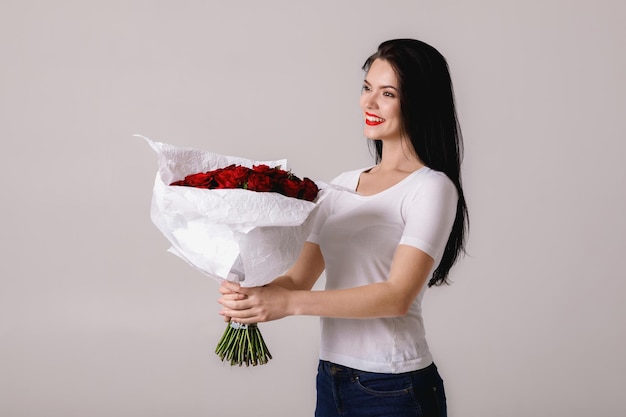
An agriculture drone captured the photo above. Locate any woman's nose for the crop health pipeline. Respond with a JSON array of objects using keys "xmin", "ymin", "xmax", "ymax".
[{"xmin": 363, "ymin": 93, "xmax": 378, "ymax": 109}]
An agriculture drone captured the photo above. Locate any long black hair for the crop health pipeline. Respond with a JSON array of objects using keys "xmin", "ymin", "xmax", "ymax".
[{"xmin": 363, "ymin": 38, "xmax": 469, "ymax": 286}]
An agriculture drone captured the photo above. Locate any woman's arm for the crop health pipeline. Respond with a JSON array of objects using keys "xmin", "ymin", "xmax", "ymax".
[
  {"xmin": 271, "ymin": 242, "xmax": 326, "ymax": 291},
  {"xmin": 218, "ymin": 243, "xmax": 434, "ymax": 324}
]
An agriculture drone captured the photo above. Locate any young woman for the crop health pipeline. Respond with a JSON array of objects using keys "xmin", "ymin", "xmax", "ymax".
[{"xmin": 219, "ymin": 38, "xmax": 468, "ymax": 417}]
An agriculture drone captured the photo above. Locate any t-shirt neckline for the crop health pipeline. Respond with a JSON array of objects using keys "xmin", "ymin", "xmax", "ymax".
[{"xmin": 353, "ymin": 166, "xmax": 428, "ymax": 199}]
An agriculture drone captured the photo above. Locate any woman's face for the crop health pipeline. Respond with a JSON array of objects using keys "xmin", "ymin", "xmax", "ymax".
[{"xmin": 359, "ymin": 58, "xmax": 404, "ymax": 142}]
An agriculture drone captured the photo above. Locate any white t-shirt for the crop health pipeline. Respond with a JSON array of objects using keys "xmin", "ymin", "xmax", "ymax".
[{"xmin": 307, "ymin": 166, "xmax": 458, "ymax": 373}]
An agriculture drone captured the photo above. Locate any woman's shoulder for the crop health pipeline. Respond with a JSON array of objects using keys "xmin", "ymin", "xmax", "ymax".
[{"xmin": 410, "ymin": 167, "xmax": 458, "ymax": 199}]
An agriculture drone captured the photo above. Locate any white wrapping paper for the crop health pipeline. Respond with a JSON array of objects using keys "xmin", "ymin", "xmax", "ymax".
[{"xmin": 140, "ymin": 135, "xmax": 325, "ymax": 287}]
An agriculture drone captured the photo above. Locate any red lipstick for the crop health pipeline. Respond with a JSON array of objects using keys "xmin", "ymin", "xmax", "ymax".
[{"xmin": 365, "ymin": 112, "xmax": 384, "ymax": 126}]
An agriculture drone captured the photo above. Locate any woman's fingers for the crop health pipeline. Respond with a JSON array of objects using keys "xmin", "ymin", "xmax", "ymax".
[
  {"xmin": 217, "ymin": 283, "xmax": 275, "ymax": 324},
  {"xmin": 219, "ymin": 292, "xmax": 246, "ymax": 301},
  {"xmin": 219, "ymin": 281, "xmax": 249, "ymax": 302},
  {"xmin": 220, "ymin": 281, "xmax": 242, "ymax": 292},
  {"xmin": 218, "ymin": 296, "xmax": 260, "ymax": 323},
  {"xmin": 218, "ymin": 294, "xmax": 254, "ymax": 310},
  {"xmin": 220, "ymin": 309, "xmax": 258, "ymax": 324}
]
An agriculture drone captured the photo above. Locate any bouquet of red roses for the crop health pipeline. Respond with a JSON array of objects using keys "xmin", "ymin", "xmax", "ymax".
[
  {"xmin": 141, "ymin": 136, "xmax": 325, "ymax": 366},
  {"xmin": 171, "ymin": 164, "xmax": 319, "ymax": 202}
]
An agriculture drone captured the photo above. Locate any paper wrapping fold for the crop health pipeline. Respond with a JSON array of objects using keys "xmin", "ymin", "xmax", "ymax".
[{"xmin": 140, "ymin": 135, "xmax": 323, "ymax": 287}]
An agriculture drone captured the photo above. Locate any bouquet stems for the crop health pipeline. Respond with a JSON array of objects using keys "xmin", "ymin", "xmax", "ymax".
[{"xmin": 215, "ymin": 322, "xmax": 272, "ymax": 366}]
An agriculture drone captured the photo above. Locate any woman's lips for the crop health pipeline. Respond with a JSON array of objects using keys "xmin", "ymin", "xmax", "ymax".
[{"xmin": 365, "ymin": 112, "xmax": 385, "ymax": 126}]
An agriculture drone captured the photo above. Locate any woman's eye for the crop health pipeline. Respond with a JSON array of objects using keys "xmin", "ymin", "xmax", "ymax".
[
  {"xmin": 362, "ymin": 84, "xmax": 371, "ymax": 92},
  {"xmin": 383, "ymin": 91, "xmax": 395, "ymax": 98}
]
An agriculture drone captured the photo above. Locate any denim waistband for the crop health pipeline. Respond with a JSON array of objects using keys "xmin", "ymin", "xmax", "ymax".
[{"xmin": 319, "ymin": 360, "xmax": 437, "ymax": 378}]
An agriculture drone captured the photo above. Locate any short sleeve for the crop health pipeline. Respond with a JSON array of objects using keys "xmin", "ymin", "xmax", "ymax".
[{"xmin": 399, "ymin": 172, "xmax": 458, "ymax": 262}]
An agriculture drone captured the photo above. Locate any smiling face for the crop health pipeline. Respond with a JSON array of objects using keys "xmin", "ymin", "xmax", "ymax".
[{"xmin": 359, "ymin": 58, "xmax": 404, "ymax": 142}]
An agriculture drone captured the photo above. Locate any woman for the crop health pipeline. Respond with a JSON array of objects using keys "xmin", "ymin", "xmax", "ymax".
[{"xmin": 219, "ymin": 38, "xmax": 468, "ymax": 417}]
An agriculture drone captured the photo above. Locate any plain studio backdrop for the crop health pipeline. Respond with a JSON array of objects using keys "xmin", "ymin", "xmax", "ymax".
[{"xmin": 1, "ymin": 1, "xmax": 625, "ymax": 416}]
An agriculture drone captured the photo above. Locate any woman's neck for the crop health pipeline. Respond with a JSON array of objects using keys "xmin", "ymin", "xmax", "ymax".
[{"xmin": 375, "ymin": 139, "xmax": 424, "ymax": 173}]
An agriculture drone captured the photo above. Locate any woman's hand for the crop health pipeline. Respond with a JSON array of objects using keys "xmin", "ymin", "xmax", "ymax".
[{"xmin": 218, "ymin": 281, "xmax": 292, "ymax": 325}]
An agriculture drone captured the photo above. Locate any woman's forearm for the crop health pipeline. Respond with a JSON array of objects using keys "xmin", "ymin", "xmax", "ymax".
[
  {"xmin": 287, "ymin": 282, "xmax": 414, "ymax": 319},
  {"xmin": 219, "ymin": 280, "xmax": 415, "ymax": 323},
  {"xmin": 271, "ymin": 275, "xmax": 302, "ymax": 290},
  {"xmin": 270, "ymin": 242, "xmax": 325, "ymax": 291},
  {"xmin": 287, "ymin": 245, "xmax": 434, "ymax": 319}
]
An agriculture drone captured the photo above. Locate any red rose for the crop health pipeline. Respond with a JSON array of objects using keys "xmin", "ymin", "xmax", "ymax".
[
  {"xmin": 253, "ymin": 164, "xmax": 273, "ymax": 173},
  {"xmin": 281, "ymin": 178, "xmax": 301, "ymax": 198},
  {"xmin": 299, "ymin": 178, "xmax": 319, "ymax": 201},
  {"xmin": 228, "ymin": 165, "xmax": 251, "ymax": 183},
  {"xmin": 213, "ymin": 165, "xmax": 250, "ymax": 189},
  {"xmin": 254, "ymin": 165, "xmax": 291, "ymax": 182},
  {"xmin": 246, "ymin": 171, "xmax": 273, "ymax": 192},
  {"xmin": 173, "ymin": 172, "xmax": 213, "ymax": 187},
  {"xmin": 274, "ymin": 171, "xmax": 291, "ymax": 182}
]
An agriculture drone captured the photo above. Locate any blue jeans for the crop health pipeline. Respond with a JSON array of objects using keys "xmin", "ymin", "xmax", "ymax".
[{"xmin": 315, "ymin": 360, "xmax": 447, "ymax": 417}]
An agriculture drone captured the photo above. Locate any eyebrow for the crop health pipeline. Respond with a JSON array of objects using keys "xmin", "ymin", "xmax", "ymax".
[{"xmin": 363, "ymin": 79, "xmax": 400, "ymax": 92}]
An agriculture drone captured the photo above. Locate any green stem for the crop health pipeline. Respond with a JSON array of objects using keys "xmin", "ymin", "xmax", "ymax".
[{"xmin": 214, "ymin": 322, "xmax": 272, "ymax": 366}]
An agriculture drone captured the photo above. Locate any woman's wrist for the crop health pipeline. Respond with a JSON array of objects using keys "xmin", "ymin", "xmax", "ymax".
[{"xmin": 285, "ymin": 288, "xmax": 303, "ymax": 317}]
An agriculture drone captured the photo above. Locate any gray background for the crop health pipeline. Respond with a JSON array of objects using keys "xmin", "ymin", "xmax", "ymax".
[{"xmin": 1, "ymin": 1, "xmax": 625, "ymax": 416}]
